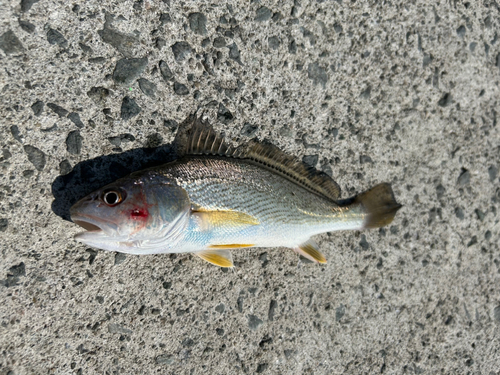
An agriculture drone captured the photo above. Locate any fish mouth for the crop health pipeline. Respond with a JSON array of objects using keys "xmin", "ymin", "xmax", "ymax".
[
  {"xmin": 73, "ymin": 219, "xmax": 102, "ymax": 232},
  {"xmin": 70, "ymin": 214, "xmax": 117, "ymax": 243},
  {"xmin": 70, "ymin": 213, "xmax": 131, "ymax": 246}
]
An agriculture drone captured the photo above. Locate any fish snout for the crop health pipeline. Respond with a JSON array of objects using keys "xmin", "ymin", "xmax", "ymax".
[
  {"xmin": 81, "ymin": 192, "xmax": 99, "ymax": 202},
  {"xmin": 70, "ymin": 192, "xmax": 99, "ymax": 219}
]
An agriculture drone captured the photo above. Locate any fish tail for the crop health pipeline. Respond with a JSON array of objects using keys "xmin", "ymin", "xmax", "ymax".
[{"xmin": 341, "ymin": 183, "xmax": 402, "ymax": 229}]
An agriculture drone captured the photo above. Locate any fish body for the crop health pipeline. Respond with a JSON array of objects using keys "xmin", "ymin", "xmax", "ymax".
[{"xmin": 70, "ymin": 116, "xmax": 401, "ymax": 267}]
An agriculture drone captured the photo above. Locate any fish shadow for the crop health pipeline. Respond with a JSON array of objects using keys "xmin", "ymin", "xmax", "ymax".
[{"xmin": 51, "ymin": 144, "xmax": 177, "ymax": 221}]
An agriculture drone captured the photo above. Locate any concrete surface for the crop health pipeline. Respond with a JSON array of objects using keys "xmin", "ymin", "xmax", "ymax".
[{"xmin": 1, "ymin": 0, "xmax": 499, "ymax": 373}]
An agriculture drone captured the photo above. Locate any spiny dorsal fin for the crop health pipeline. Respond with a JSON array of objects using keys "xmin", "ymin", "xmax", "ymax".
[
  {"xmin": 174, "ymin": 115, "xmax": 341, "ymax": 201},
  {"xmin": 174, "ymin": 115, "xmax": 238, "ymax": 157}
]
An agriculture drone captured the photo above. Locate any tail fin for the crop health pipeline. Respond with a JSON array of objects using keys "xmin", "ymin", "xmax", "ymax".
[{"xmin": 350, "ymin": 183, "xmax": 402, "ymax": 229}]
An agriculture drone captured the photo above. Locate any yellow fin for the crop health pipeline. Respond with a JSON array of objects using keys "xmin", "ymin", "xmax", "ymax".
[
  {"xmin": 195, "ymin": 249, "xmax": 234, "ymax": 267},
  {"xmin": 295, "ymin": 239, "xmax": 327, "ymax": 264},
  {"xmin": 209, "ymin": 244, "xmax": 254, "ymax": 249},
  {"xmin": 192, "ymin": 209, "xmax": 259, "ymax": 231}
]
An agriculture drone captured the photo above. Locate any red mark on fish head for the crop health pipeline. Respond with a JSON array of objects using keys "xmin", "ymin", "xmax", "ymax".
[{"xmin": 130, "ymin": 208, "xmax": 149, "ymax": 220}]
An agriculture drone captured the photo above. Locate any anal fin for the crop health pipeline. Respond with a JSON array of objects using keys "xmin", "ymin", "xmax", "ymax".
[
  {"xmin": 294, "ymin": 239, "xmax": 327, "ymax": 264},
  {"xmin": 194, "ymin": 249, "xmax": 234, "ymax": 267}
]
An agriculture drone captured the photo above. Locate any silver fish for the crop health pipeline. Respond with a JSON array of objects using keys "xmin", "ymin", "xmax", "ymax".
[{"xmin": 70, "ymin": 116, "xmax": 401, "ymax": 267}]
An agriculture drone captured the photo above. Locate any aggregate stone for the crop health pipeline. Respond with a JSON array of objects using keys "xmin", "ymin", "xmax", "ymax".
[
  {"xmin": 47, "ymin": 103, "xmax": 68, "ymax": 118},
  {"xmin": 0, "ymin": 262, "xmax": 26, "ymax": 287},
  {"xmin": 227, "ymin": 42, "xmax": 241, "ymax": 62},
  {"xmin": 256, "ymin": 363, "xmax": 268, "ymax": 373},
  {"xmin": 155, "ymin": 38, "xmax": 166, "ymax": 50},
  {"xmin": 458, "ymin": 169, "xmax": 471, "ymax": 186},
  {"xmin": 114, "ymin": 253, "xmax": 127, "ymax": 265},
  {"xmin": 1, "ymin": 149, "xmax": 12, "ymax": 161},
  {"xmin": 438, "ymin": 92, "xmax": 452, "ymax": 107},
  {"xmin": 155, "ymin": 354, "xmax": 175, "ymax": 365},
  {"xmin": 488, "ymin": 165, "xmax": 498, "ymax": 182},
  {"xmin": 98, "ymin": 23, "xmax": 139, "ymax": 57},
  {"xmin": 0, "ymin": 218, "xmax": 8, "ymax": 232},
  {"xmin": 240, "ymin": 123, "xmax": 258, "ymax": 137},
  {"xmin": 171, "ymin": 41, "xmax": 192, "ymax": 61},
  {"xmin": 67, "ymin": 112, "xmax": 84, "ymax": 128},
  {"xmin": 248, "ymin": 315, "xmax": 263, "ymax": 330},
  {"xmin": 302, "ymin": 154, "xmax": 318, "ymax": 167},
  {"xmin": 307, "ymin": 62, "xmax": 328, "ymax": 88},
  {"xmin": 10, "ymin": 125, "xmax": 22, "ymax": 142},
  {"xmin": 66, "ymin": 131, "xmax": 82, "ymax": 155},
  {"xmin": 163, "ymin": 119, "xmax": 178, "ymax": 129},
  {"xmin": 159, "ymin": 60, "xmax": 174, "ymax": 81},
  {"xmin": 20, "ymin": 0, "xmax": 39, "ymax": 12},
  {"xmin": 188, "ymin": 13, "xmax": 207, "ymax": 35},
  {"xmin": 31, "ymin": 100, "xmax": 43, "ymax": 116},
  {"xmin": 173, "ymin": 81, "xmax": 189, "ymax": 95},
  {"xmin": 138, "ymin": 78, "xmax": 156, "ymax": 97},
  {"xmin": 59, "ymin": 159, "xmax": 72, "ymax": 175},
  {"xmin": 108, "ymin": 133, "xmax": 135, "ymax": 146},
  {"xmin": 268, "ymin": 36, "xmax": 280, "ymax": 50},
  {"xmin": 255, "ymin": 6, "xmax": 272, "ymax": 22},
  {"xmin": 336, "ymin": 305, "xmax": 346, "ymax": 321},
  {"xmin": 108, "ymin": 323, "xmax": 132, "ymax": 334},
  {"xmin": 18, "ymin": 20, "xmax": 35, "ymax": 33},
  {"xmin": 112, "ymin": 57, "xmax": 148, "ymax": 85},
  {"xmin": 494, "ymin": 306, "xmax": 500, "ymax": 324},
  {"xmin": 0, "ymin": 30, "xmax": 24, "ymax": 55},
  {"xmin": 456, "ymin": 25, "xmax": 466, "ymax": 38},
  {"xmin": 87, "ymin": 86, "xmax": 110, "ymax": 103},
  {"xmin": 23, "ymin": 145, "xmax": 46, "ymax": 171},
  {"xmin": 78, "ymin": 42, "xmax": 92, "ymax": 54},
  {"xmin": 159, "ymin": 13, "xmax": 171, "ymax": 24},
  {"xmin": 213, "ymin": 37, "xmax": 226, "ymax": 48},
  {"xmin": 217, "ymin": 103, "xmax": 233, "ymax": 123},
  {"xmin": 268, "ymin": 300, "xmax": 277, "ymax": 321},
  {"xmin": 120, "ymin": 96, "xmax": 141, "ymax": 120},
  {"xmin": 46, "ymin": 28, "xmax": 67, "ymax": 47}
]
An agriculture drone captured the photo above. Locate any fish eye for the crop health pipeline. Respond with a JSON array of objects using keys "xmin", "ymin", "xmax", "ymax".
[{"xmin": 102, "ymin": 189, "xmax": 125, "ymax": 206}]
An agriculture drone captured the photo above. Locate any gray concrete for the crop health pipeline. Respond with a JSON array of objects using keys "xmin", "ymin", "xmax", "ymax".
[{"xmin": 1, "ymin": 0, "xmax": 499, "ymax": 373}]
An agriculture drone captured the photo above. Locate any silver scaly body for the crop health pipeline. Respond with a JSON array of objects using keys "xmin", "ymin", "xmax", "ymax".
[{"xmin": 143, "ymin": 156, "xmax": 365, "ymax": 254}]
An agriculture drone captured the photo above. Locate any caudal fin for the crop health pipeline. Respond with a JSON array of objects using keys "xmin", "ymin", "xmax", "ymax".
[{"xmin": 352, "ymin": 183, "xmax": 402, "ymax": 229}]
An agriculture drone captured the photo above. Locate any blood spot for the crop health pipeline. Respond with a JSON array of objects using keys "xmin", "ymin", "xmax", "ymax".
[{"xmin": 131, "ymin": 208, "xmax": 148, "ymax": 219}]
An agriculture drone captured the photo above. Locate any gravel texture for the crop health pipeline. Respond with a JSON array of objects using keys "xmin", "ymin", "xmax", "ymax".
[{"xmin": 1, "ymin": 0, "xmax": 499, "ymax": 374}]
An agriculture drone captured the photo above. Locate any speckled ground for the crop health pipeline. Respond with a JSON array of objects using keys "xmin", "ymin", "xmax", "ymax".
[{"xmin": 1, "ymin": 0, "xmax": 500, "ymax": 374}]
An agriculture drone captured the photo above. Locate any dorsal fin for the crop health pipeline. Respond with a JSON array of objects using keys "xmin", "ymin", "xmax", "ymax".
[
  {"xmin": 174, "ymin": 115, "xmax": 341, "ymax": 201},
  {"xmin": 174, "ymin": 115, "xmax": 239, "ymax": 156},
  {"xmin": 238, "ymin": 139, "xmax": 341, "ymax": 200}
]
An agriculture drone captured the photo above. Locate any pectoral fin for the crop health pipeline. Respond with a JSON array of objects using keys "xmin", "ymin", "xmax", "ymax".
[
  {"xmin": 192, "ymin": 208, "xmax": 259, "ymax": 231},
  {"xmin": 194, "ymin": 249, "xmax": 234, "ymax": 267},
  {"xmin": 294, "ymin": 239, "xmax": 327, "ymax": 264}
]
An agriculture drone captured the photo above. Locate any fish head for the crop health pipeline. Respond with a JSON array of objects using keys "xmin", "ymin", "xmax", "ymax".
[{"xmin": 69, "ymin": 174, "xmax": 191, "ymax": 253}]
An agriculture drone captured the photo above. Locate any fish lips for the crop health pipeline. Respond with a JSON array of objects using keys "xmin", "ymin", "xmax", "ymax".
[{"xmin": 70, "ymin": 213, "xmax": 122, "ymax": 243}]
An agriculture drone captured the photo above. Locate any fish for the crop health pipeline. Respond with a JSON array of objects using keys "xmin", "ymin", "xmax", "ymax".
[{"xmin": 69, "ymin": 115, "xmax": 402, "ymax": 267}]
